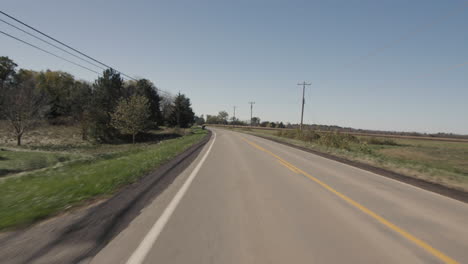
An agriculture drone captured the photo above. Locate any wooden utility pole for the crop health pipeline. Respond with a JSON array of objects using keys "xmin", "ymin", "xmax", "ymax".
[
  {"xmin": 232, "ymin": 106, "xmax": 236, "ymax": 127},
  {"xmin": 248, "ymin": 102, "xmax": 255, "ymax": 126},
  {"xmin": 297, "ymin": 82, "xmax": 311, "ymax": 130}
]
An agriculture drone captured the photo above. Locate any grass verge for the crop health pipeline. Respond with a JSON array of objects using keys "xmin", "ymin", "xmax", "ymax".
[
  {"xmin": 0, "ymin": 128, "xmax": 207, "ymax": 231},
  {"xmin": 228, "ymin": 127, "xmax": 468, "ymax": 192},
  {"xmin": 0, "ymin": 149, "xmax": 76, "ymax": 177}
]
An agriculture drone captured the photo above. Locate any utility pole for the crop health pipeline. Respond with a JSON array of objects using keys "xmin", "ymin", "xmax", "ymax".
[
  {"xmin": 248, "ymin": 102, "xmax": 255, "ymax": 126},
  {"xmin": 297, "ymin": 81, "xmax": 311, "ymax": 130},
  {"xmin": 232, "ymin": 106, "xmax": 236, "ymax": 127}
]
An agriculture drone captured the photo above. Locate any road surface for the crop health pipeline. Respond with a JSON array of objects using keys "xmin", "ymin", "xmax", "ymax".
[{"xmin": 91, "ymin": 128, "xmax": 468, "ymax": 264}]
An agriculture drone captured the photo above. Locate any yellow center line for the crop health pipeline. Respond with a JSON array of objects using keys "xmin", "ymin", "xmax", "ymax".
[
  {"xmin": 277, "ymin": 159, "xmax": 300, "ymax": 174},
  {"xmin": 242, "ymin": 137, "xmax": 459, "ymax": 264}
]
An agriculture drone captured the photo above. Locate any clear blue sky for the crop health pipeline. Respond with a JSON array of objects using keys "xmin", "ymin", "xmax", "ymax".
[{"xmin": 1, "ymin": 0, "xmax": 467, "ymax": 134}]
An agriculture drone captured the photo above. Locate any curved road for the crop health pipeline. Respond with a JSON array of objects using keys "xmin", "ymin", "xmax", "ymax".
[{"xmin": 91, "ymin": 128, "xmax": 468, "ymax": 264}]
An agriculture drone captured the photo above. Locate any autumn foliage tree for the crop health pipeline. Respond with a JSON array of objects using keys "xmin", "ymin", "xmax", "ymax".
[{"xmin": 111, "ymin": 95, "xmax": 150, "ymax": 144}]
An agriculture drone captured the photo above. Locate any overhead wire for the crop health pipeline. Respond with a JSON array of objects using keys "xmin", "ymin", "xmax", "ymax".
[
  {"xmin": 0, "ymin": 17, "xmax": 106, "ymax": 72},
  {"xmin": 0, "ymin": 10, "xmax": 174, "ymax": 96},
  {"xmin": 0, "ymin": 29, "xmax": 101, "ymax": 74},
  {"xmin": 0, "ymin": 10, "xmax": 136, "ymax": 81}
]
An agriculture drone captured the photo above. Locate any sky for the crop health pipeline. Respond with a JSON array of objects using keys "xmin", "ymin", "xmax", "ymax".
[{"xmin": 1, "ymin": 0, "xmax": 467, "ymax": 134}]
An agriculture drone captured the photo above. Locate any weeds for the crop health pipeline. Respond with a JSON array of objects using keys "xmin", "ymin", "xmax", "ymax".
[
  {"xmin": 276, "ymin": 129, "xmax": 359, "ymax": 151},
  {"xmin": 235, "ymin": 127, "xmax": 468, "ymax": 192},
  {"xmin": 318, "ymin": 132, "xmax": 357, "ymax": 150},
  {"xmin": 367, "ymin": 137, "xmax": 399, "ymax": 146}
]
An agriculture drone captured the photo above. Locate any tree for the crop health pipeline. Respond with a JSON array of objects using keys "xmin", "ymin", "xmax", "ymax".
[
  {"xmin": 0, "ymin": 56, "xmax": 17, "ymax": 89},
  {"xmin": 205, "ymin": 114, "xmax": 219, "ymax": 124},
  {"xmin": 260, "ymin": 121, "xmax": 269, "ymax": 127},
  {"xmin": 111, "ymin": 95, "xmax": 150, "ymax": 144},
  {"xmin": 0, "ymin": 56, "xmax": 18, "ymax": 114},
  {"xmin": 37, "ymin": 70, "xmax": 75, "ymax": 121},
  {"xmin": 168, "ymin": 93, "xmax": 195, "ymax": 128},
  {"xmin": 217, "ymin": 111, "xmax": 229, "ymax": 124},
  {"xmin": 251, "ymin": 117, "xmax": 260, "ymax": 126},
  {"xmin": 2, "ymin": 72, "xmax": 48, "ymax": 145},
  {"xmin": 194, "ymin": 115, "xmax": 205, "ymax": 125},
  {"xmin": 125, "ymin": 79, "xmax": 162, "ymax": 127},
  {"xmin": 70, "ymin": 80, "xmax": 93, "ymax": 139},
  {"xmin": 269, "ymin": 122, "xmax": 277, "ymax": 128},
  {"xmin": 90, "ymin": 69, "xmax": 124, "ymax": 141},
  {"xmin": 160, "ymin": 94, "xmax": 174, "ymax": 126},
  {"xmin": 278, "ymin": 122, "xmax": 285, "ymax": 128}
]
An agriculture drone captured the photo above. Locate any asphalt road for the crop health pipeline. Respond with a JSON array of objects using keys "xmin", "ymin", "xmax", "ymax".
[{"xmin": 91, "ymin": 128, "xmax": 468, "ymax": 264}]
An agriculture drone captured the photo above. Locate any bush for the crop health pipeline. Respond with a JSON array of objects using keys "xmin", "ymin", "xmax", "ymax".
[
  {"xmin": 24, "ymin": 156, "xmax": 48, "ymax": 170},
  {"xmin": 358, "ymin": 142, "xmax": 373, "ymax": 154},
  {"xmin": 276, "ymin": 129, "xmax": 321, "ymax": 142},
  {"xmin": 367, "ymin": 137, "xmax": 399, "ymax": 146},
  {"xmin": 298, "ymin": 130, "xmax": 321, "ymax": 142},
  {"xmin": 276, "ymin": 129, "xmax": 297, "ymax": 139},
  {"xmin": 318, "ymin": 132, "xmax": 359, "ymax": 150}
]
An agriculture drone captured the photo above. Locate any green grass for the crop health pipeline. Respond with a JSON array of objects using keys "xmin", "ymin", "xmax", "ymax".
[
  {"xmin": 0, "ymin": 149, "xmax": 76, "ymax": 177},
  {"xmin": 0, "ymin": 128, "xmax": 207, "ymax": 230},
  {"xmin": 228, "ymin": 127, "xmax": 468, "ymax": 192}
]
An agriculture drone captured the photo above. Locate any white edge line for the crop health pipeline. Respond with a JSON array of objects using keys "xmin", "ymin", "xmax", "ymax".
[{"xmin": 125, "ymin": 131, "xmax": 217, "ymax": 264}]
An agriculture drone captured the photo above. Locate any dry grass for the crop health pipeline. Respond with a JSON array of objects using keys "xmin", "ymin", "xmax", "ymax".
[
  {"xmin": 229, "ymin": 127, "xmax": 468, "ymax": 191},
  {"xmin": 0, "ymin": 121, "xmax": 86, "ymax": 147}
]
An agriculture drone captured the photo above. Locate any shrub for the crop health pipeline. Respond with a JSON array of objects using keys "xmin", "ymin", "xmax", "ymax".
[
  {"xmin": 298, "ymin": 130, "xmax": 321, "ymax": 142},
  {"xmin": 24, "ymin": 155, "xmax": 48, "ymax": 170},
  {"xmin": 276, "ymin": 129, "xmax": 321, "ymax": 142},
  {"xmin": 318, "ymin": 132, "xmax": 359, "ymax": 150},
  {"xmin": 358, "ymin": 142, "xmax": 373, "ymax": 154},
  {"xmin": 275, "ymin": 130, "xmax": 284, "ymax": 137},
  {"xmin": 367, "ymin": 137, "xmax": 399, "ymax": 146}
]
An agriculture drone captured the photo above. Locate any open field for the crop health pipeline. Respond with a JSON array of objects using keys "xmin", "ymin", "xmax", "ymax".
[
  {"xmin": 0, "ymin": 125, "xmax": 208, "ymax": 231},
  {"xmin": 209, "ymin": 124, "xmax": 468, "ymax": 143},
  {"xmin": 222, "ymin": 126, "xmax": 468, "ymax": 192}
]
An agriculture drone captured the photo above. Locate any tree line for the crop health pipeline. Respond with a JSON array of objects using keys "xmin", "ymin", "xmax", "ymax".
[
  {"xmin": 203, "ymin": 110, "xmax": 286, "ymax": 128},
  {"xmin": 0, "ymin": 56, "xmax": 195, "ymax": 145}
]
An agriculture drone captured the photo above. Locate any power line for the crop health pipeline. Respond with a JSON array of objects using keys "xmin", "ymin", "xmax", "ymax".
[
  {"xmin": 0, "ymin": 11, "xmax": 174, "ymax": 96},
  {"xmin": 0, "ymin": 29, "xmax": 100, "ymax": 74},
  {"xmin": 0, "ymin": 10, "xmax": 136, "ymax": 80},
  {"xmin": 0, "ymin": 17, "xmax": 105, "ymax": 71},
  {"xmin": 0, "ymin": 28, "xmax": 173, "ymax": 97},
  {"xmin": 0, "ymin": 10, "xmax": 217, "ymax": 99}
]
